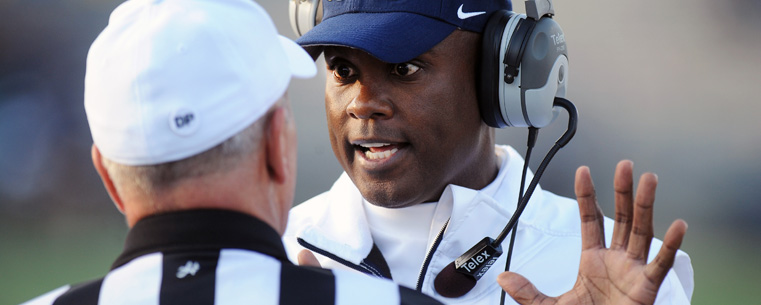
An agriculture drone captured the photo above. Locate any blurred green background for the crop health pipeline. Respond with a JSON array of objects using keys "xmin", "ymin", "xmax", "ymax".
[{"xmin": 1, "ymin": 0, "xmax": 759, "ymax": 304}]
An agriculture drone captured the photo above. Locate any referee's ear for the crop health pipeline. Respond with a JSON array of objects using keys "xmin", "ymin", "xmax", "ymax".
[
  {"xmin": 264, "ymin": 106, "xmax": 289, "ymax": 184},
  {"xmin": 91, "ymin": 144, "xmax": 126, "ymax": 215}
]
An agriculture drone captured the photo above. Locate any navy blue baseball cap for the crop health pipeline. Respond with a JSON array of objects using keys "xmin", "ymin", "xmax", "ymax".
[{"xmin": 296, "ymin": 0, "xmax": 512, "ymax": 63}]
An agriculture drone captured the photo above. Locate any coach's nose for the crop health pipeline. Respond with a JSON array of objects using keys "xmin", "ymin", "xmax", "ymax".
[{"xmin": 346, "ymin": 81, "xmax": 393, "ymax": 120}]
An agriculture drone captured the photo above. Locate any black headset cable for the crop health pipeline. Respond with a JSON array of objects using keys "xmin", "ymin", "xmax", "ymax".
[{"xmin": 496, "ymin": 98, "xmax": 577, "ymax": 304}]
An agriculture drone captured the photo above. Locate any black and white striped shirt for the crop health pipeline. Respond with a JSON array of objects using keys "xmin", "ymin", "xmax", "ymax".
[{"xmin": 22, "ymin": 209, "xmax": 442, "ymax": 305}]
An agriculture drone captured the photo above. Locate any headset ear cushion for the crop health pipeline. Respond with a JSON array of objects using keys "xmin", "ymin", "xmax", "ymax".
[
  {"xmin": 478, "ymin": 10, "xmax": 514, "ymax": 128},
  {"xmin": 289, "ymin": 0, "xmax": 321, "ymax": 37}
]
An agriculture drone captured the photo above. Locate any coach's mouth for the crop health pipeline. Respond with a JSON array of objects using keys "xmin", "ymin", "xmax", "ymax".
[
  {"xmin": 356, "ymin": 142, "xmax": 400, "ymax": 160},
  {"xmin": 350, "ymin": 138, "xmax": 411, "ymax": 165}
]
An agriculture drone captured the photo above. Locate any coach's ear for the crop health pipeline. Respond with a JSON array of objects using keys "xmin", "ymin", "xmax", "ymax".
[
  {"xmin": 91, "ymin": 145, "xmax": 126, "ymax": 214},
  {"xmin": 264, "ymin": 106, "xmax": 289, "ymax": 184}
]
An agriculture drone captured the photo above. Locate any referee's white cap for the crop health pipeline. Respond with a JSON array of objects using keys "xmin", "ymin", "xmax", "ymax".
[{"xmin": 84, "ymin": 0, "xmax": 316, "ymax": 166}]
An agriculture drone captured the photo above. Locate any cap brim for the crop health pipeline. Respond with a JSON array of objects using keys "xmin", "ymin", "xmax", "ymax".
[
  {"xmin": 296, "ymin": 12, "xmax": 457, "ymax": 63},
  {"xmin": 279, "ymin": 35, "xmax": 317, "ymax": 79}
]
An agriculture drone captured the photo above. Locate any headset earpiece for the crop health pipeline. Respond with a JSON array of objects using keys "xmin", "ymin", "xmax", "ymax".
[
  {"xmin": 503, "ymin": 17, "xmax": 536, "ymax": 84},
  {"xmin": 479, "ymin": 10, "xmax": 519, "ymax": 128},
  {"xmin": 478, "ymin": 7, "xmax": 568, "ymax": 129},
  {"xmin": 289, "ymin": 0, "xmax": 323, "ymax": 37}
]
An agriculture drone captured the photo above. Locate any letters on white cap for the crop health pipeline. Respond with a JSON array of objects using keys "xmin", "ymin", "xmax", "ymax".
[{"xmin": 85, "ymin": 0, "xmax": 316, "ymax": 165}]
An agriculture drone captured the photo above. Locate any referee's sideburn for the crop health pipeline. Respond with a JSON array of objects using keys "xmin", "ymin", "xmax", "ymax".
[{"xmin": 19, "ymin": 0, "xmax": 443, "ymax": 304}]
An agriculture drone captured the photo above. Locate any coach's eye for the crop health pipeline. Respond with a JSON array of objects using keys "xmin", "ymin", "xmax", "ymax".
[
  {"xmin": 391, "ymin": 62, "xmax": 420, "ymax": 77},
  {"xmin": 332, "ymin": 64, "xmax": 355, "ymax": 81}
]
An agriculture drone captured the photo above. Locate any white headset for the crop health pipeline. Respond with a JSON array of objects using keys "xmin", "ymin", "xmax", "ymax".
[
  {"xmin": 478, "ymin": 1, "xmax": 568, "ymax": 128},
  {"xmin": 289, "ymin": 0, "xmax": 322, "ymax": 37}
]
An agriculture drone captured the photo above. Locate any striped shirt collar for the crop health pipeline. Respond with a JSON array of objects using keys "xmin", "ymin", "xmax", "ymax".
[{"xmin": 113, "ymin": 209, "xmax": 287, "ymax": 269}]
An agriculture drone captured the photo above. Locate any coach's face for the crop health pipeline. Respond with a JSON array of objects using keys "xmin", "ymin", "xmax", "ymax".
[{"xmin": 323, "ymin": 30, "xmax": 497, "ymax": 208}]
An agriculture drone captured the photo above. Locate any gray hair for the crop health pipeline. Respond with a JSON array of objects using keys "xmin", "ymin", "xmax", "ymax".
[{"xmin": 102, "ymin": 115, "xmax": 266, "ymax": 198}]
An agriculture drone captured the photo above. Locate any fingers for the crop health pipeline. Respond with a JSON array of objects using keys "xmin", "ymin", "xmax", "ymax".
[
  {"xmin": 297, "ymin": 249, "xmax": 321, "ymax": 267},
  {"xmin": 626, "ymin": 172, "xmax": 657, "ymax": 261},
  {"xmin": 644, "ymin": 220, "xmax": 688, "ymax": 286},
  {"xmin": 498, "ymin": 272, "xmax": 553, "ymax": 305},
  {"xmin": 575, "ymin": 166, "xmax": 606, "ymax": 250},
  {"xmin": 611, "ymin": 160, "xmax": 634, "ymax": 250}
]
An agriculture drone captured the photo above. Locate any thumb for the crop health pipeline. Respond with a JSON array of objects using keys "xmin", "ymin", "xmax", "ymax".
[
  {"xmin": 297, "ymin": 249, "xmax": 321, "ymax": 267},
  {"xmin": 498, "ymin": 271, "xmax": 551, "ymax": 305}
]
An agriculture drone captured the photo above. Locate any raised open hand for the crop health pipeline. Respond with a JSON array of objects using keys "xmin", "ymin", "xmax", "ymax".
[{"xmin": 498, "ymin": 160, "xmax": 688, "ymax": 305}]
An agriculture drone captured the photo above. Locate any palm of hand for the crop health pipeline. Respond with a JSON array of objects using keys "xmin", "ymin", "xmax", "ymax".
[{"xmin": 568, "ymin": 248, "xmax": 660, "ymax": 305}]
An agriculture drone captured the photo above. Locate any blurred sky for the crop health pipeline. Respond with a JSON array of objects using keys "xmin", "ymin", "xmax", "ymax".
[{"xmin": 1, "ymin": 0, "xmax": 760, "ymax": 304}]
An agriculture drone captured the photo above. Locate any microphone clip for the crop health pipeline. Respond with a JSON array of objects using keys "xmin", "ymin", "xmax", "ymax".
[{"xmin": 454, "ymin": 237, "xmax": 504, "ymax": 281}]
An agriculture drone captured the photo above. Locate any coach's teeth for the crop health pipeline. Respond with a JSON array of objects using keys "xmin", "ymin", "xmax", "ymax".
[
  {"xmin": 359, "ymin": 143, "xmax": 390, "ymax": 148},
  {"xmin": 365, "ymin": 148, "xmax": 398, "ymax": 160}
]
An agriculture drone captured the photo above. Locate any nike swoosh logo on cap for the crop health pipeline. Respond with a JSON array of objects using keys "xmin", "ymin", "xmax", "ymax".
[{"xmin": 457, "ymin": 4, "xmax": 486, "ymax": 20}]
